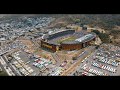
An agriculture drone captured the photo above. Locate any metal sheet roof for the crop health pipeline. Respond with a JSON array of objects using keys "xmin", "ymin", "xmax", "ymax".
[{"xmin": 75, "ymin": 33, "xmax": 96, "ymax": 43}]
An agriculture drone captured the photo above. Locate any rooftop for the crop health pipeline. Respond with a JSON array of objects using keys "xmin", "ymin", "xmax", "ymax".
[{"xmin": 75, "ymin": 33, "xmax": 96, "ymax": 43}]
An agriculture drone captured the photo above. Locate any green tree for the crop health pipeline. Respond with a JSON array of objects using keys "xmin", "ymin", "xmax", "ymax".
[
  {"xmin": 92, "ymin": 30, "xmax": 100, "ymax": 35},
  {"xmin": 72, "ymin": 57, "xmax": 77, "ymax": 60},
  {"xmin": 75, "ymin": 19, "xmax": 80, "ymax": 24},
  {"xmin": 92, "ymin": 30, "xmax": 110, "ymax": 43}
]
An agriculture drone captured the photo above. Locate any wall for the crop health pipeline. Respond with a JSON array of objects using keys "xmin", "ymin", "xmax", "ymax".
[{"xmin": 61, "ymin": 43, "xmax": 82, "ymax": 51}]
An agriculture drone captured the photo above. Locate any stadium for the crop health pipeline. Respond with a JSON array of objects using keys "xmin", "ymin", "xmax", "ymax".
[{"xmin": 41, "ymin": 29, "xmax": 96, "ymax": 52}]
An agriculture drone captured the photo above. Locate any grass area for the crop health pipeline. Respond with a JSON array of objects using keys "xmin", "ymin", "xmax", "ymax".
[
  {"xmin": 0, "ymin": 71, "xmax": 8, "ymax": 76},
  {"xmin": 56, "ymin": 36, "xmax": 76, "ymax": 44}
]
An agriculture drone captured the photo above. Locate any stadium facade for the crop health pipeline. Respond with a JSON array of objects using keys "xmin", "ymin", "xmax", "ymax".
[{"xmin": 40, "ymin": 29, "xmax": 96, "ymax": 52}]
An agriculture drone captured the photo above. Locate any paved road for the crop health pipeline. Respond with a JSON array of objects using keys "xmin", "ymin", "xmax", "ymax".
[
  {"xmin": 0, "ymin": 56, "xmax": 15, "ymax": 76},
  {"xmin": 1, "ymin": 55, "xmax": 20, "ymax": 76},
  {"xmin": 0, "ymin": 62, "xmax": 8, "ymax": 75},
  {"xmin": 69, "ymin": 50, "xmax": 97, "ymax": 76},
  {"xmin": 61, "ymin": 50, "xmax": 91, "ymax": 76},
  {"xmin": 64, "ymin": 46, "xmax": 96, "ymax": 76},
  {"xmin": 52, "ymin": 53, "xmax": 61, "ymax": 66}
]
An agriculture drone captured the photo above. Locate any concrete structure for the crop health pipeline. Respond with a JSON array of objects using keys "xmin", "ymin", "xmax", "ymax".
[{"xmin": 41, "ymin": 29, "xmax": 96, "ymax": 52}]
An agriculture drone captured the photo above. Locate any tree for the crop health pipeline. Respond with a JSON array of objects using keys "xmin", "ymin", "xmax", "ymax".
[
  {"xmin": 99, "ymin": 33, "xmax": 110, "ymax": 43},
  {"xmin": 72, "ymin": 57, "xmax": 77, "ymax": 60},
  {"xmin": 75, "ymin": 19, "xmax": 80, "ymax": 24},
  {"xmin": 92, "ymin": 30, "xmax": 110, "ymax": 43},
  {"xmin": 92, "ymin": 30, "xmax": 100, "ymax": 35}
]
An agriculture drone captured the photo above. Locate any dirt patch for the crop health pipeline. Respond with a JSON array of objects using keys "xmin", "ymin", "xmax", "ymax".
[{"xmin": 18, "ymin": 39, "xmax": 36, "ymax": 53}]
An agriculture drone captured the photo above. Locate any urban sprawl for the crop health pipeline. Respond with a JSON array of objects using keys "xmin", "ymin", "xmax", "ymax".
[{"xmin": 0, "ymin": 15, "xmax": 120, "ymax": 76}]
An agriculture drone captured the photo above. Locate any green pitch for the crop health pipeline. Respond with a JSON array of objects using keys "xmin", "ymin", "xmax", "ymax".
[{"xmin": 56, "ymin": 36, "xmax": 76, "ymax": 44}]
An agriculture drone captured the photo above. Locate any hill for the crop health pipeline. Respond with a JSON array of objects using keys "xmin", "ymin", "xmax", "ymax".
[
  {"xmin": 48, "ymin": 14, "xmax": 120, "ymax": 29},
  {"xmin": 48, "ymin": 14, "xmax": 120, "ymax": 46}
]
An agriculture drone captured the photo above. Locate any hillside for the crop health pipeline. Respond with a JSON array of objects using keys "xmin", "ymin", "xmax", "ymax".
[
  {"xmin": 49, "ymin": 14, "xmax": 120, "ymax": 29},
  {"xmin": 48, "ymin": 14, "xmax": 120, "ymax": 46}
]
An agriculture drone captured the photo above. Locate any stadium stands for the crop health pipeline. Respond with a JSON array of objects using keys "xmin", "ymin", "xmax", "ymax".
[
  {"xmin": 41, "ymin": 29, "xmax": 96, "ymax": 52},
  {"xmin": 47, "ymin": 30, "xmax": 75, "ymax": 40}
]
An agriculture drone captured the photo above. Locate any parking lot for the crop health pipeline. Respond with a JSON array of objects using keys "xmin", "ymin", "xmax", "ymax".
[
  {"xmin": 5, "ymin": 50, "xmax": 38, "ymax": 76},
  {"xmin": 73, "ymin": 44, "xmax": 120, "ymax": 76},
  {"xmin": 5, "ymin": 50, "xmax": 65, "ymax": 76}
]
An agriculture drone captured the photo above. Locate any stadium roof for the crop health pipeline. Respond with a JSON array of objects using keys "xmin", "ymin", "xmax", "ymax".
[{"xmin": 75, "ymin": 33, "xmax": 96, "ymax": 43}]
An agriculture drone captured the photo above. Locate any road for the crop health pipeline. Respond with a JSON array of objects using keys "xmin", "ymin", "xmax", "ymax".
[
  {"xmin": 61, "ymin": 51, "xmax": 89, "ymax": 76},
  {"xmin": 1, "ymin": 55, "xmax": 21, "ymax": 76},
  {"xmin": 69, "ymin": 50, "xmax": 97, "ymax": 76},
  {"xmin": 0, "ymin": 56, "xmax": 15, "ymax": 76},
  {"xmin": 61, "ymin": 46, "xmax": 96, "ymax": 76},
  {"xmin": 0, "ymin": 62, "xmax": 8, "ymax": 75},
  {"xmin": 52, "ymin": 53, "xmax": 61, "ymax": 66}
]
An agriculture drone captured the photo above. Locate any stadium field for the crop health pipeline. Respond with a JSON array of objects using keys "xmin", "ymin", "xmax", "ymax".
[{"xmin": 56, "ymin": 36, "xmax": 77, "ymax": 44}]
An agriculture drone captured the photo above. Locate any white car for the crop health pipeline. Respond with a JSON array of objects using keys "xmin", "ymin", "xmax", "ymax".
[
  {"xmin": 109, "ymin": 68, "xmax": 113, "ymax": 72},
  {"xmin": 29, "ymin": 69, "xmax": 34, "ymax": 73},
  {"xmin": 96, "ymin": 63, "xmax": 100, "ymax": 67},
  {"xmin": 95, "ymin": 70, "xmax": 99, "ymax": 75},
  {"xmin": 106, "ymin": 66, "xmax": 110, "ymax": 71},
  {"xmin": 113, "ymin": 68, "xmax": 116, "ymax": 73},
  {"xmin": 103, "ymin": 65, "xmax": 107, "ymax": 69},
  {"xmin": 101, "ymin": 65, "xmax": 105, "ymax": 69},
  {"xmin": 33, "ymin": 62, "xmax": 38, "ymax": 66},
  {"xmin": 101, "ymin": 59, "xmax": 104, "ymax": 62},
  {"xmin": 92, "ymin": 69, "xmax": 95, "ymax": 74},
  {"xmin": 16, "ymin": 56, "xmax": 21, "ymax": 60},
  {"xmin": 104, "ymin": 59, "xmax": 108, "ymax": 63}
]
